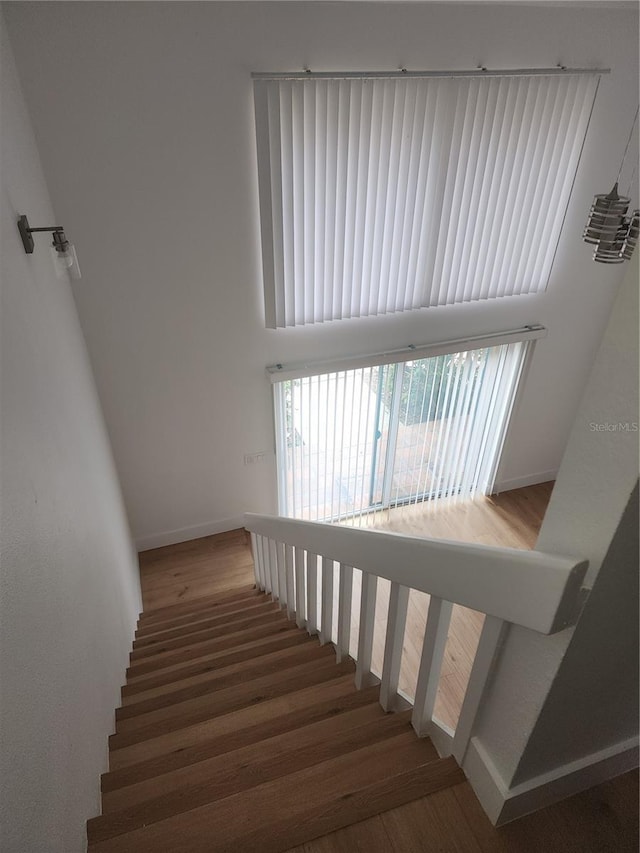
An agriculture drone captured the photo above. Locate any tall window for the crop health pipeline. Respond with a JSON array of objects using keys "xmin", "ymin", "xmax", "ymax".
[
  {"xmin": 272, "ymin": 332, "xmax": 537, "ymax": 521},
  {"xmin": 253, "ymin": 71, "xmax": 599, "ymax": 328}
]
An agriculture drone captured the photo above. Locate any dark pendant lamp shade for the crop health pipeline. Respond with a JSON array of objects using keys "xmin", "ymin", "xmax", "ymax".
[
  {"xmin": 620, "ymin": 210, "xmax": 639, "ymax": 261},
  {"xmin": 583, "ymin": 183, "xmax": 630, "ymax": 246}
]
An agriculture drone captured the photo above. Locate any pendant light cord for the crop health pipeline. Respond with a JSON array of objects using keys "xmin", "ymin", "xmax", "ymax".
[
  {"xmin": 616, "ymin": 106, "xmax": 639, "ymax": 183},
  {"xmin": 625, "ymin": 163, "xmax": 638, "ymax": 200}
]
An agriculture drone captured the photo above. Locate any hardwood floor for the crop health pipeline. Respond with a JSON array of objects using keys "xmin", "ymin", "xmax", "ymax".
[
  {"xmin": 138, "ymin": 529, "xmax": 255, "ymax": 612},
  {"xmin": 284, "ymin": 770, "xmax": 639, "ymax": 852}
]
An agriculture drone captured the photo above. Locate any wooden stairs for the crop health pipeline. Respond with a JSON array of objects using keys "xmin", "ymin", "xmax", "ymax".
[{"xmin": 88, "ymin": 584, "xmax": 464, "ymax": 852}]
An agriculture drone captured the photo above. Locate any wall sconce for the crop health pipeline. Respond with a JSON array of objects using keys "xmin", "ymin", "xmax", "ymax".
[{"xmin": 17, "ymin": 214, "xmax": 81, "ymax": 280}]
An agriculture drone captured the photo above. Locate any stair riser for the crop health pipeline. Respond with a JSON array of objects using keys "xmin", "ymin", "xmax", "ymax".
[
  {"xmin": 134, "ymin": 600, "xmax": 276, "ymax": 641},
  {"xmin": 117, "ymin": 642, "xmax": 333, "ymax": 719},
  {"xmin": 126, "ymin": 622, "xmax": 296, "ymax": 678},
  {"xmin": 110, "ymin": 659, "xmax": 356, "ymax": 748},
  {"xmin": 107, "ymin": 675, "xmax": 368, "ymax": 774},
  {"xmin": 129, "ymin": 611, "xmax": 285, "ymax": 660},
  {"xmin": 138, "ymin": 586, "xmax": 259, "ymax": 624},
  {"xmin": 90, "ymin": 712, "xmax": 415, "ymax": 843},
  {"xmin": 102, "ymin": 703, "xmax": 389, "ymax": 813},
  {"xmin": 122, "ymin": 632, "xmax": 310, "ymax": 698},
  {"xmin": 89, "ymin": 734, "xmax": 457, "ymax": 853}
]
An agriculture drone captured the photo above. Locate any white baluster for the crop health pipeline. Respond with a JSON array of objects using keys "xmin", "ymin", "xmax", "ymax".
[
  {"xmin": 355, "ymin": 571, "xmax": 378, "ymax": 689},
  {"xmin": 251, "ymin": 533, "xmax": 263, "ymax": 590},
  {"xmin": 411, "ymin": 596, "xmax": 453, "ymax": 737},
  {"xmin": 276, "ymin": 541, "xmax": 287, "ymax": 609},
  {"xmin": 294, "ymin": 546, "xmax": 306, "ymax": 629},
  {"xmin": 336, "ymin": 564, "xmax": 353, "ymax": 663},
  {"xmin": 320, "ymin": 556, "xmax": 334, "ymax": 645},
  {"xmin": 268, "ymin": 538, "xmax": 279, "ymax": 600},
  {"xmin": 284, "ymin": 544, "xmax": 295, "ymax": 619},
  {"xmin": 452, "ymin": 615, "xmax": 508, "ymax": 763},
  {"xmin": 380, "ymin": 582, "xmax": 410, "ymax": 711},
  {"xmin": 260, "ymin": 536, "xmax": 271, "ymax": 594},
  {"xmin": 306, "ymin": 552, "xmax": 318, "ymax": 635}
]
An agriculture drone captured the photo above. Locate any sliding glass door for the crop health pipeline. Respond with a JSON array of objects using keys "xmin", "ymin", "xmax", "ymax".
[{"xmin": 274, "ymin": 340, "xmax": 528, "ymax": 522}]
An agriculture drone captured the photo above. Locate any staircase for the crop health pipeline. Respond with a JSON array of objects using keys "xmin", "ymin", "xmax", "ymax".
[{"xmin": 88, "ymin": 584, "xmax": 464, "ymax": 852}]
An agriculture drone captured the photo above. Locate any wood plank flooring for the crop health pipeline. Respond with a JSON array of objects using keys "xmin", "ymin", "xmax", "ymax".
[{"xmin": 284, "ymin": 770, "xmax": 638, "ymax": 852}]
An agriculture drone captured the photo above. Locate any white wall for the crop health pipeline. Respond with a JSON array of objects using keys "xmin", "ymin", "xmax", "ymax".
[
  {"xmin": 4, "ymin": 2, "xmax": 637, "ymax": 548},
  {"xmin": 0, "ymin": 14, "xmax": 142, "ymax": 852},
  {"xmin": 465, "ymin": 250, "xmax": 639, "ymax": 821}
]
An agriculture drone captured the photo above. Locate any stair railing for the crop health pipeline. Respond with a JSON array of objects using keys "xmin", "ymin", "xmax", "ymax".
[{"xmin": 243, "ymin": 513, "xmax": 587, "ymax": 762}]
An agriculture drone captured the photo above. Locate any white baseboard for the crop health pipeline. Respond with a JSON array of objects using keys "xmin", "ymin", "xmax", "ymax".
[
  {"xmin": 463, "ymin": 734, "xmax": 640, "ymax": 827},
  {"xmin": 492, "ymin": 469, "xmax": 557, "ymax": 494},
  {"xmin": 429, "ymin": 718, "xmax": 455, "ymax": 758},
  {"xmin": 135, "ymin": 515, "xmax": 246, "ymax": 552},
  {"xmin": 462, "ymin": 738, "xmax": 508, "ymax": 824}
]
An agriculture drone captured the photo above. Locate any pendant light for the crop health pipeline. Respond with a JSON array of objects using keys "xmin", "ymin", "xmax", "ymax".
[{"xmin": 584, "ymin": 108, "xmax": 639, "ymax": 263}]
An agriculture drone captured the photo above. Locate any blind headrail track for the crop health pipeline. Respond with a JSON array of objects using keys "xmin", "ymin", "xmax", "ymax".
[
  {"xmin": 252, "ymin": 67, "xmax": 609, "ymax": 81},
  {"xmin": 266, "ymin": 325, "xmax": 546, "ymax": 383}
]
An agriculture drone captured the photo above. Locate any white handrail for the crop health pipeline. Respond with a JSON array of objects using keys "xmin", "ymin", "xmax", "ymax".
[{"xmin": 244, "ymin": 513, "xmax": 587, "ymax": 635}]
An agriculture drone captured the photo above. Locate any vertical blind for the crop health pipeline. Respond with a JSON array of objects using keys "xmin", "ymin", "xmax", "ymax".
[
  {"xmin": 254, "ymin": 72, "xmax": 599, "ymax": 328},
  {"xmin": 274, "ymin": 339, "xmax": 528, "ymax": 522}
]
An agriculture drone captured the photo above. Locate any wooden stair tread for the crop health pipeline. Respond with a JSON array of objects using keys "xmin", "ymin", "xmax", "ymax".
[
  {"xmin": 140, "ymin": 566, "xmax": 255, "ymax": 603},
  {"xmin": 133, "ymin": 599, "xmax": 277, "ymax": 641},
  {"xmin": 102, "ymin": 703, "xmax": 393, "ymax": 813},
  {"xmin": 90, "ymin": 710, "xmax": 416, "ymax": 842},
  {"xmin": 126, "ymin": 619, "xmax": 296, "ymax": 678},
  {"xmin": 111, "ymin": 657, "xmax": 356, "ymax": 747},
  {"xmin": 138, "ymin": 586, "xmax": 260, "ymax": 623},
  {"xmin": 141, "ymin": 563, "xmax": 255, "ymax": 598},
  {"xmin": 89, "ymin": 734, "xmax": 461, "ymax": 852},
  {"xmin": 118, "ymin": 640, "xmax": 330, "ymax": 714},
  {"xmin": 135, "ymin": 595, "xmax": 273, "ymax": 636},
  {"xmin": 130, "ymin": 609, "xmax": 286, "ymax": 660},
  {"xmin": 105, "ymin": 679, "xmax": 380, "ymax": 780},
  {"xmin": 122, "ymin": 631, "xmax": 310, "ymax": 696}
]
